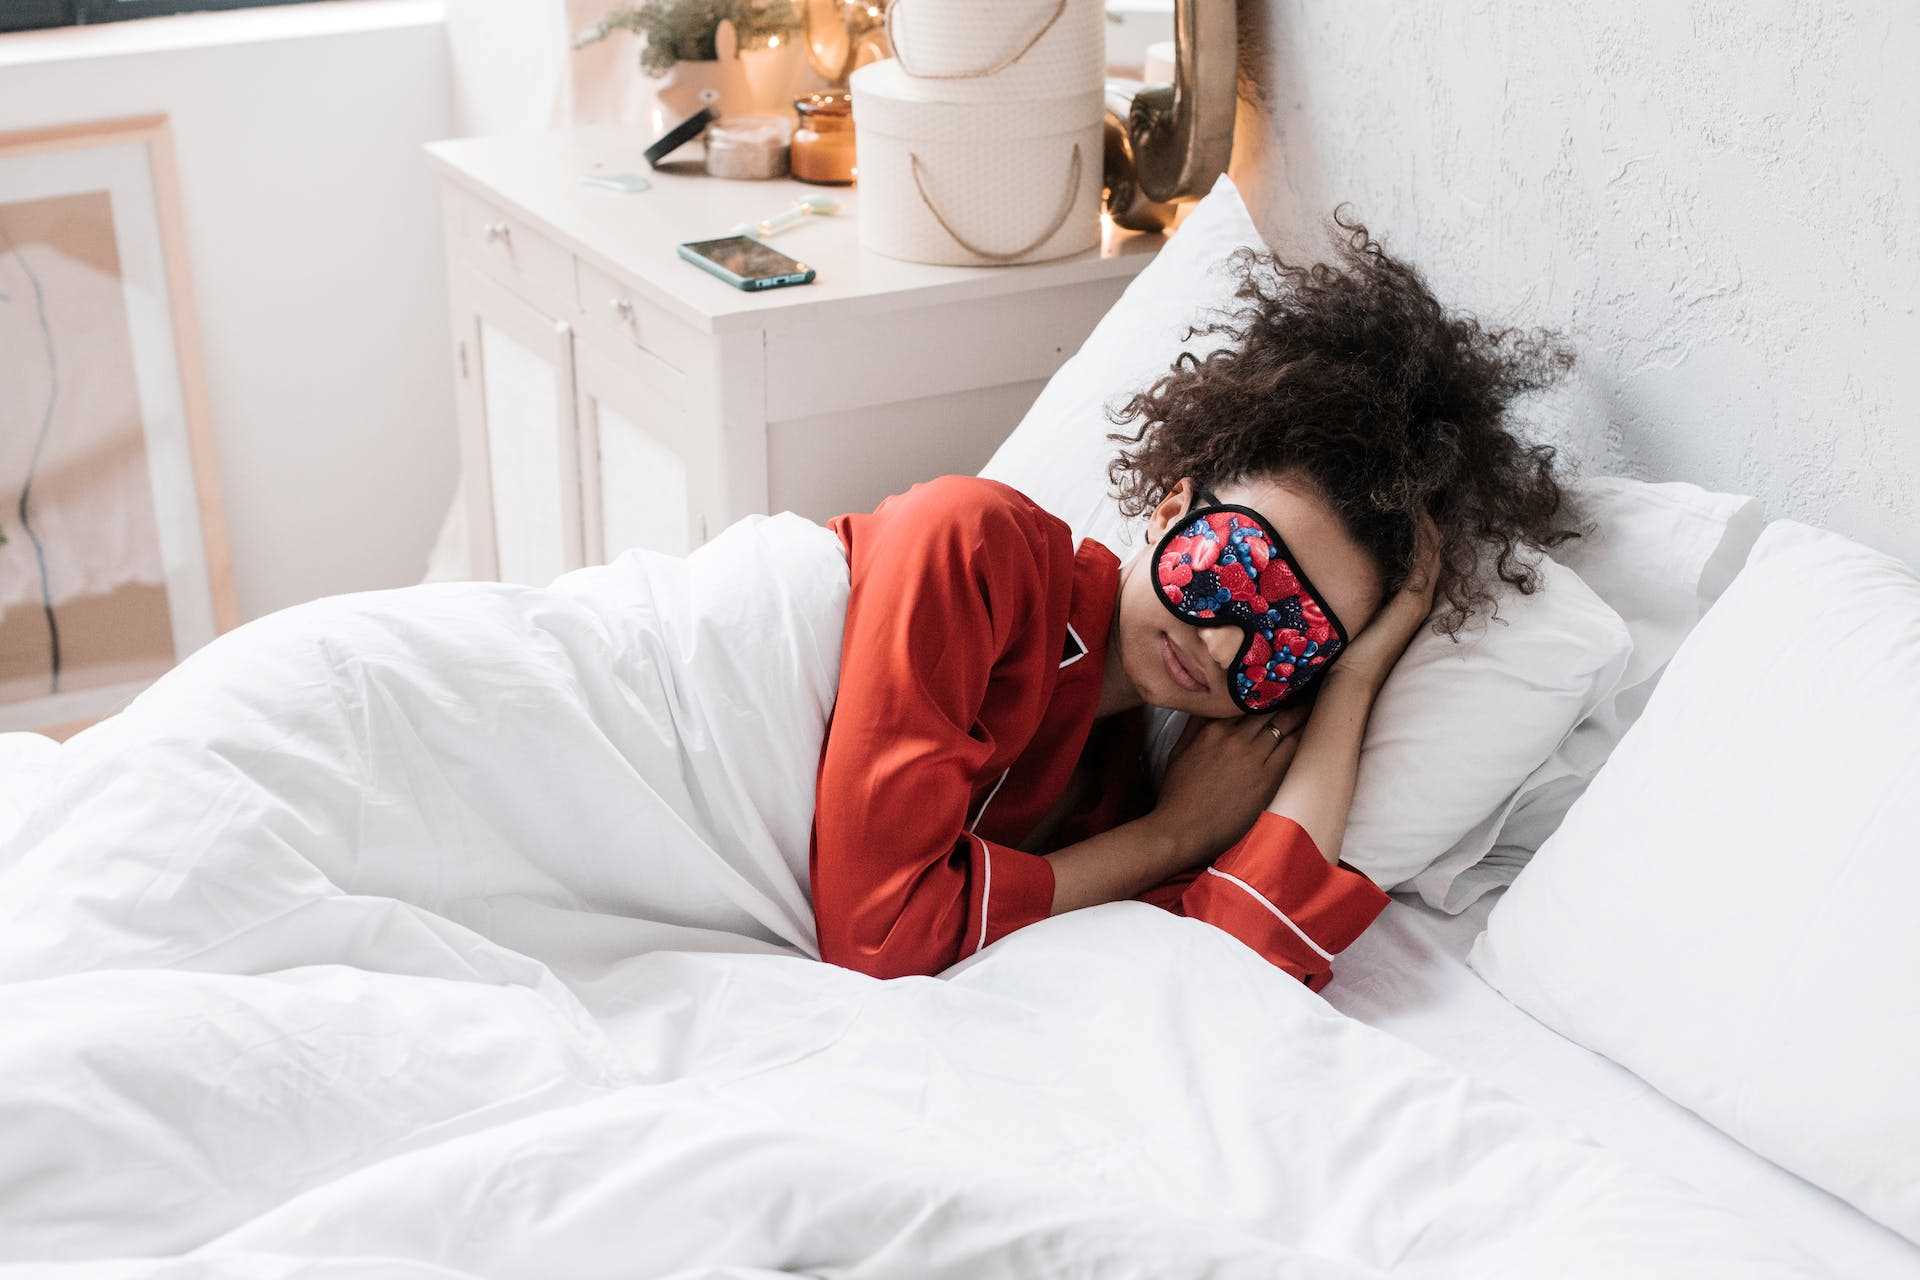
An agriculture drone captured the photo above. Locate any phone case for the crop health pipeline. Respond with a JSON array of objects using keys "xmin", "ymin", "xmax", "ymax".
[{"xmin": 677, "ymin": 243, "xmax": 817, "ymax": 292}]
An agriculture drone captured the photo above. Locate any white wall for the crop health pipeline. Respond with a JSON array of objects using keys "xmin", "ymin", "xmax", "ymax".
[
  {"xmin": 0, "ymin": 1, "xmax": 455, "ymax": 622},
  {"xmin": 1232, "ymin": 1, "xmax": 1920, "ymax": 565},
  {"xmin": 442, "ymin": 0, "xmax": 570, "ymax": 136}
]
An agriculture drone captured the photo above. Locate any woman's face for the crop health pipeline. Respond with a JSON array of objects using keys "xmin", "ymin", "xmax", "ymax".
[{"xmin": 1112, "ymin": 474, "xmax": 1385, "ymax": 718}]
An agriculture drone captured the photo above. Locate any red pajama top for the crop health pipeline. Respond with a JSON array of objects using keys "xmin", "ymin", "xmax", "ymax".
[{"xmin": 810, "ymin": 476, "xmax": 1389, "ymax": 988}]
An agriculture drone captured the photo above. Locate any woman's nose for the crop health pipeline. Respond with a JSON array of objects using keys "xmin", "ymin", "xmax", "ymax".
[{"xmin": 1198, "ymin": 627, "xmax": 1241, "ymax": 669}]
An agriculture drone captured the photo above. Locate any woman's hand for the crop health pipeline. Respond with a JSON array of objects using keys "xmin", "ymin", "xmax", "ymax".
[
  {"xmin": 1149, "ymin": 704, "xmax": 1310, "ymax": 867},
  {"xmin": 1327, "ymin": 514, "xmax": 1443, "ymax": 693},
  {"xmin": 1261, "ymin": 515, "xmax": 1443, "ymax": 862},
  {"xmin": 1047, "ymin": 706, "xmax": 1306, "ymax": 915}
]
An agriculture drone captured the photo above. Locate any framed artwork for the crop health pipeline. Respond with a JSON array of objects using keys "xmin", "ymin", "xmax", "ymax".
[{"xmin": 0, "ymin": 116, "xmax": 234, "ymax": 737}]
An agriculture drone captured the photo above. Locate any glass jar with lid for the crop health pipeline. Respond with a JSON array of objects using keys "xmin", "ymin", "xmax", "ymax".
[{"xmin": 791, "ymin": 90, "xmax": 856, "ymax": 185}]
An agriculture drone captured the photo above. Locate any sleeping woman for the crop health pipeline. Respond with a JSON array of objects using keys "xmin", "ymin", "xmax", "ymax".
[
  {"xmin": 811, "ymin": 216, "xmax": 1574, "ymax": 986},
  {"xmin": 0, "ymin": 216, "xmax": 1572, "ymax": 1002}
]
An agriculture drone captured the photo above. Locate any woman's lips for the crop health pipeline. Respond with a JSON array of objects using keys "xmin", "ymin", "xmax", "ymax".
[{"xmin": 1159, "ymin": 632, "xmax": 1209, "ymax": 693}]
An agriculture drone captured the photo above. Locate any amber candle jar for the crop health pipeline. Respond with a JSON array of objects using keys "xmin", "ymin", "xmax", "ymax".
[{"xmin": 791, "ymin": 91, "xmax": 856, "ymax": 185}]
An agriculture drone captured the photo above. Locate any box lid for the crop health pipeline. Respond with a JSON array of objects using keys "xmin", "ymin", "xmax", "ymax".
[{"xmin": 850, "ymin": 59, "xmax": 1105, "ymax": 143}]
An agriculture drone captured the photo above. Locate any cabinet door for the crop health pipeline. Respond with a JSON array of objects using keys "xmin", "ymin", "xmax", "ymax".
[
  {"xmin": 449, "ymin": 265, "xmax": 581, "ymax": 586},
  {"xmin": 573, "ymin": 341, "xmax": 705, "ymax": 562}
]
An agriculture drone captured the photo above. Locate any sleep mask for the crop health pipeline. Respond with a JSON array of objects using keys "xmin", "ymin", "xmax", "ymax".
[{"xmin": 1150, "ymin": 500, "xmax": 1348, "ymax": 713}]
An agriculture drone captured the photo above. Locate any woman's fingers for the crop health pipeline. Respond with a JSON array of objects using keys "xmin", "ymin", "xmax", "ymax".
[
  {"xmin": 1267, "ymin": 727, "xmax": 1303, "ymax": 770},
  {"xmin": 1249, "ymin": 707, "xmax": 1307, "ymax": 767},
  {"xmin": 1243, "ymin": 703, "xmax": 1309, "ymax": 745},
  {"xmin": 1241, "ymin": 710, "xmax": 1280, "ymax": 741},
  {"xmin": 1264, "ymin": 717, "xmax": 1304, "ymax": 764}
]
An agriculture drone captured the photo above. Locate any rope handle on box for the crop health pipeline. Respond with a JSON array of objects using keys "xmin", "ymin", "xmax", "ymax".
[
  {"xmin": 908, "ymin": 143, "xmax": 1082, "ymax": 263},
  {"xmin": 885, "ymin": 0, "xmax": 1069, "ymax": 80}
]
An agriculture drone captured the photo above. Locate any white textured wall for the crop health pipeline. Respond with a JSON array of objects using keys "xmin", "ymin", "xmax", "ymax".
[
  {"xmin": 1232, "ymin": 1, "xmax": 1920, "ymax": 564},
  {"xmin": 0, "ymin": 2, "xmax": 455, "ymax": 622}
]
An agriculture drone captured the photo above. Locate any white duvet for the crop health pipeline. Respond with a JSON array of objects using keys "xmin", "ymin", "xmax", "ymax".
[{"xmin": 0, "ymin": 516, "xmax": 1823, "ymax": 1278}]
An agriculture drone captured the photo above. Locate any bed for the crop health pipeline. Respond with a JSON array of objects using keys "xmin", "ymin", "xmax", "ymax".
[
  {"xmin": 1, "ymin": 504, "xmax": 1911, "ymax": 1277},
  {"xmin": 1330, "ymin": 897, "xmax": 1920, "ymax": 1280}
]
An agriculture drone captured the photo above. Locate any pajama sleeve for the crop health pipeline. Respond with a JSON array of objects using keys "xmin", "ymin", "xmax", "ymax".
[
  {"xmin": 811, "ymin": 479, "xmax": 1061, "ymax": 980},
  {"xmin": 1163, "ymin": 813, "xmax": 1389, "ymax": 991}
]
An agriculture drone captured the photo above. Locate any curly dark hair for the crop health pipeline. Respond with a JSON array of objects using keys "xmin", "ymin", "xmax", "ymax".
[{"xmin": 1108, "ymin": 211, "xmax": 1578, "ymax": 635}]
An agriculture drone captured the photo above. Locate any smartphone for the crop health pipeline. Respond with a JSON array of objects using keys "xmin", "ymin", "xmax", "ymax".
[{"xmin": 677, "ymin": 235, "xmax": 816, "ymax": 291}]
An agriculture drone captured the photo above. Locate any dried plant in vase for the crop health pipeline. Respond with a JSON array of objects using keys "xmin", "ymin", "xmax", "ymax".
[
  {"xmin": 579, "ymin": 0, "xmax": 802, "ymax": 75},
  {"xmin": 577, "ymin": 0, "xmax": 806, "ymax": 126}
]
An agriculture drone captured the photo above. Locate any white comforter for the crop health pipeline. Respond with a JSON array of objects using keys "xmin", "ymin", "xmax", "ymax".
[{"xmin": 0, "ymin": 517, "xmax": 1823, "ymax": 1278}]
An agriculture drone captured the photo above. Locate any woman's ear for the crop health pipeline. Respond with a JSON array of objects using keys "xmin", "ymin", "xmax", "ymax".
[{"xmin": 1145, "ymin": 478, "xmax": 1198, "ymax": 544}]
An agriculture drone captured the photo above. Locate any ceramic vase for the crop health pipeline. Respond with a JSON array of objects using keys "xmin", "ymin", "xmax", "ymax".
[{"xmin": 651, "ymin": 57, "xmax": 753, "ymax": 133}]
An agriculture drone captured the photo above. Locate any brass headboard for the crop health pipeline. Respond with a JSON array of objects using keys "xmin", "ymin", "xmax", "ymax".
[{"xmin": 1104, "ymin": 0, "xmax": 1238, "ymax": 232}]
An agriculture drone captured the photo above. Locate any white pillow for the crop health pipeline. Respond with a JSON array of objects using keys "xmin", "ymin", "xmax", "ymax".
[
  {"xmin": 985, "ymin": 174, "xmax": 1631, "ymax": 897},
  {"xmin": 1339, "ymin": 554, "xmax": 1629, "ymax": 893},
  {"xmin": 1471, "ymin": 520, "xmax": 1920, "ymax": 1244},
  {"xmin": 1411, "ymin": 476, "xmax": 1768, "ymax": 910},
  {"xmin": 1554, "ymin": 477, "xmax": 1765, "ymax": 696}
]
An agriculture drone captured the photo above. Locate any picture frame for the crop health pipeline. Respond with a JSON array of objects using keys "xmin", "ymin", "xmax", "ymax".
[{"xmin": 0, "ymin": 115, "xmax": 235, "ymax": 737}]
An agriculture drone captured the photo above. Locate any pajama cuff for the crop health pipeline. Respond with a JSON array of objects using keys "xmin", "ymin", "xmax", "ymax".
[
  {"xmin": 963, "ymin": 833, "xmax": 1056, "ymax": 958},
  {"xmin": 1181, "ymin": 813, "xmax": 1390, "ymax": 990}
]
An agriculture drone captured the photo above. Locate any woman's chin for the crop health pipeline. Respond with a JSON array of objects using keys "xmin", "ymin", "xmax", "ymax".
[
  {"xmin": 1150, "ymin": 682, "xmax": 1218, "ymax": 718},
  {"xmin": 1174, "ymin": 682, "xmax": 1239, "ymax": 718}
]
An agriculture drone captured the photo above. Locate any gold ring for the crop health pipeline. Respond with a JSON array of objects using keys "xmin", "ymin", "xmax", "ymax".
[{"xmin": 1265, "ymin": 720, "xmax": 1286, "ymax": 743}]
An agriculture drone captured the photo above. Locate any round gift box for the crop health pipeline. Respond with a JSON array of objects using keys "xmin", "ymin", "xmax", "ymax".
[
  {"xmin": 884, "ymin": 0, "xmax": 1104, "ymax": 100},
  {"xmin": 850, "ymin": 59, "xmax": 1103, "ymax": 267}
]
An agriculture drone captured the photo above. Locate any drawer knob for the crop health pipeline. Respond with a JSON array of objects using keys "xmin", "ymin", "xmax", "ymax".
[
  {"xmin": 610, "ymin": 298, "xmax": 636, "ymax": 323},
  {"xmin": 483, "ymin": 221, "xmax": 511, "ymax": 245}
]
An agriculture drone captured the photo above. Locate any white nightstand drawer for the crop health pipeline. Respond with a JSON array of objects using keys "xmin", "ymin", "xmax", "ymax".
[
  {"xmin": 574, "ymin": 258, "xmax": 704, "ymax": 375},
  {"xmin": 763, "ymin": 279, "xmax": 1129, "ymax": 420},
  {"xmin": 445, "ymin": 185, "xmax": 576, "ymax": 322}
]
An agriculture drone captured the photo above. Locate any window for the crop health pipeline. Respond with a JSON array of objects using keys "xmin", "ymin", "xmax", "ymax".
[{"xmin": 2, "ymin": 0, "xmax": 320, "ymax": 34}]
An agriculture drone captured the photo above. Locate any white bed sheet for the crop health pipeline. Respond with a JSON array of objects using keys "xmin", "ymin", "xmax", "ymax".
[{"xmin": 1327, "ymin": 894, "xmax": 1920, "ymax": 1279}]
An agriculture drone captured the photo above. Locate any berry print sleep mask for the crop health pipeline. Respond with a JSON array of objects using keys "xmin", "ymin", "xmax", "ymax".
[{"xmin": 1151, "ymin": 503, "xmax": 1348, "ymax": 713}]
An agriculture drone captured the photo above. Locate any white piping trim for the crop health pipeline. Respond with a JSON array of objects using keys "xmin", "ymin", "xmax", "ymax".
[
  {"xmin": 973, "ymin": 833, "xmax": 993, "ymax": 956},
  {"xmin": 968, "ymin": 767, "xmax": 1011, "ymax": 832},
  {"xmin": 1059, "ymin": 622, "xmax": 1088, "ymax": 670},
  {"xmin": 1203, "ymin": 866, "xmax": 1335, "ymax": 964}
]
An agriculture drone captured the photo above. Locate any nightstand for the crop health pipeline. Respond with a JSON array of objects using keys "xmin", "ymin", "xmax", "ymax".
[{"xmin": 424, "ymin": 126, "xmax": 1163, "ymax": 585}]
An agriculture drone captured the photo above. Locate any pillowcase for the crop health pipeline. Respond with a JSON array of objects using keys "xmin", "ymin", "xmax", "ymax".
[
  {"xmin": 1336, "ymin": 554, "xmax": 1629, "ymax": 892},
  {"xmin": 984, "ymin": 173, "xmax": 1632, "ymax": 897},
  {"xmin": 1470, "ymin": 520, "xmax": 1920, "ymax": 1244},
  {"xmin": 1405, "ymin": 476, "xmax": 1767, "ymax": 910},
  {"xmin": 1552, "ymin": 476, "xmax": 1765, "ymax": 695}
]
